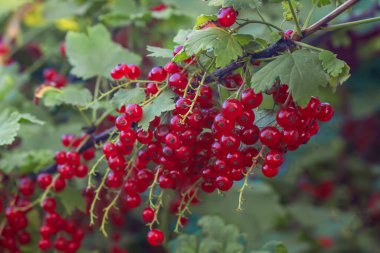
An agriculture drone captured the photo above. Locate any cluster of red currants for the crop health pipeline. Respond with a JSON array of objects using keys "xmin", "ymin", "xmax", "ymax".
[{"xmin": 42, "ymin": 67, "xmax": 67, "ymax": 88}]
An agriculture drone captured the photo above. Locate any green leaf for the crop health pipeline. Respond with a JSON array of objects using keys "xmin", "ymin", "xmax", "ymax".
[
  {"xmin": 0, "ymin": 0, "xmax": 29, "ymax": 17},
  {"xmin": 261, "ymin": 241, "xmax": 288, "ymax": 253},
  {"xmin": 251, "ymin": 50, "xmax": 328, "ymax": 105},
  {"xmin": 312, "ymin": 0, "xmax": 331, "ymax": 7},
  {"xmin": 319, "ymin": 50, "xmax": 350, "ymax": 89},
  {"xmin": 57, "ymin": 187, "xmax": 86, "ymax": 215},
  {"xmin": 282, "ymin": 0, "xmax": 299, "ymax": 21},
  {"xmin": 172, "ymin": 50, "xmax": 189, "ymax": 62},
  {"xmin": 43, "ymin": 0, "xmax": 91, "ymax": 21},
  {"xmin": 0, "ymin": 64, "xmax": 28, "ymax": 101},
  {"xmin": 111, "ymin": 88, "xmax": 146, "ymax": 109},
  {"xmin": 139, "ymin": 90, "xmax": 175, "ymax": 130},
  {"xmin": 233, "ymin": 34, "xmax": 255, "ymax": 46},
  {"xmin": 173, "ymin": 29, "xmax": 192, "ymax": 44},
  {"xmin": 147, "ymin": 46, "xmax": 173, "ymax": 58},
  {"xmin": 169, "ymin": 234, "xmax": 197, "ymax": 253},
  {"xmin": 195, "ymin": 14, "xmax": 217, "ymax": 29},
  {"xmin": 208, "ymin": 0, "xmax": 262, "ymax": 9},
  {"xmin": 0, "ymin": 149, "xmax": 53, "ymax": 174},
  {"xmin": 192, "ymin": 183, "xmax": 285, "ymax": 249},
  {"xmin": 42, "ymin": 86, "xmax": 92, "ymax": 107},
  {"xmin": 0, "ymin": 111, "xmax": 44, "ymax": 146},
  {"xmin": 185, "ymin": 28, "xmax": 243, "ymax": 67},
  {"xmin": 66, "ymin": 24, "xmax": 141, "ymax": 79}
]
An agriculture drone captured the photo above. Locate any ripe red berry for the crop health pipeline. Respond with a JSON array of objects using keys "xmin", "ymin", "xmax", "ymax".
[
  {"xmin": 148, "ymin": 66, "xmax": 167, "ymax": 82},
  {"xmin": 241, "ymin": 88, "xmax": 263, "ymax": 109},
  {"xmin": 124, "ymin": 193, "xmax": 141, "ymax": 209},
  {"xmin": 259, "ymin": 126, "xmax": 281, "ymax": 149},
  {"xmin": 103, "ymin": 142, "xmax": 117, "ymax": 158},
  {"xmin": 75, "ymin": 164, "xmax": 89, "ymax": 178},
  {"xmin": 126, "ymin": 64, "xmax": 141, "ymax": 80},
  {"xmin": 53, "ymin": 177, "xmax": 66, "ymax": 192},
  {"xmin": 38, "ymin": 239, "xmax": 51, "ymax": 251},
  {"xmin": 55, "ymin": 151, "xmax": 67, "ymax": 165},
  {"xmin": 281, "ymin": 128, "xmax": 299, "ymax": 146},
  {"xmin": 264, "ymin": 150, "xmax": 284, "ymax": 168},
  {"xmin": 146, "ymin": 82, "xmax": 159, "ymax": 95},
  {"xmin": 19, "ymin": 178, "xmax": 35, "ymax": 197},
  {"xmin": 37, "ymin": 173, "xmax": 52, "ymax": 190},
  {"xmin": 115, "ymin": 115, "xmax": 133, "ymax": 131},
  {"xmin": 82, "ymin": 148, "xmax": 95, "ymax": 161},
  {"xmin": 41, "ymin": 197, "xmax": 56, "ymax": 213},
  {"xmin": 106, "ymin": 172, "xmax": 123, "ymax": 188},
  {"xmin": 119, "ymin": 129, "xmax": 137, "ymax": 146},
  {"xmin": 217, "ymin": 7, "xmax": 238, "ymax": 27},
  {"xmin": 262, "ymin": 163, "xmax": 279, "ymax": 178},
  {"xmin": 125, "ymin": 104, "xmax": 143, "ymax": 122},
  {"xmin": 215, "ymin": 175, "xmax": 233, "ymax": 191},
  {"xmin": 165, "ymin": 132, "xmax": 181, "ymax": 149},
  {"xmin": 169, "ymin": 73, "xmax": 188, "ymax": 90},
  {"xmin": 316, "ymin": 102, "xmax": 334, "ymax": 122},
  {"xmin": 147, "ymin": 229, "xmax": 164, "ymax": 246},
  {"xmin": 222, "ymin": 98, "xmax": 243, "ymax": 119},
  {"xmin": 142, "ymin": 207, "xmax": 155, "ymax": 223},
  {"xmin": 164, "ymin": 61, "xmax": 180, "ymax": 74},
  {"xmin": 276, "ymin": 107, "xmax": 299, "ymax": 128},
  {"xmin": 66, "ymin": 151, "xmax": 81, "ymax": 166}
]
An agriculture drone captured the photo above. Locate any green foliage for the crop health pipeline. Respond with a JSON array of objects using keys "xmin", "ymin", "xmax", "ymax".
[
  {"xmin": 0, "ymin": 110, "xmax": 44, "ymax": 146},
  {"xmin": 281, "ymin": 0, "xmax": 299, "ymax": 21},
  {"xmin": 251, "ymin": 50, "xmax": 328, "ymax": 105},
  {"xmin": 194, "ymin": 14, "xmax": 217, "ymax": 29},
  {"xmin": 170, "ymin": 216, "xmax": 245, "ymax": 253},
  {"xmin": 173, "ymin": 29, "xmax": 192, "ymax": 44},
  {"xmin": 185, "ymin": 28, "xmax": 243, "ymax": 67},
  {"xmin": 139, "ymin": 90, "xmax": 176, "ymax": 130},
  {"xmin": 251, "ymin": 241, "xmax": 288, "ymax": 253},
  {"xmin": 146, "ymin": 46, "xmax": 173, "ymax": 58},
  {"xmin": 312, "ymin": 0, "xmax": 331, "ymax": 7},
  {"xmin": 43, "ymin": 0, "xmax": 91, "ymax": 22},
  {"xmin": 0, "ymin": 64, "xmax": 28, "ymax": 101},
  {"xmin": 207, "ymin": 0, "xmax": 262, "ymax": 9},
  {"xmin": 57, "ymin": 186, "xmax": 86, "ymax": 215},
  {"xmin": 111, "ymin": 88, "xmax": 146, "ymax": 109},
  {"xmin": 0, "ymin": 149, "xmax": 53, "ymax": 174},
  {"xmin": 42, "ymin": 86, "xmax": 92, "ymax": 107},
  {"xmin": 66, "ymin": 24, "xmax": 141, "ymax": 79},
  {"xmin": 193, "ymin": 183, "xmax": 285, "ymax": 249},
  {"xmin": 319, "ymin": 50, "xmax": 351, "ymax": 89}
]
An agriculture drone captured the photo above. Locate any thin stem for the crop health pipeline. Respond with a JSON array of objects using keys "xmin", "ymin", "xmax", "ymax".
[
  {"xmin": 302, "ymin": 0, "xmax": 360, "ymax": 38},
  {"xmin": 322, "ymin": 16, "xmax": 380, "ymax": 31},
  {"xmin": 90, "ymin": 168, "xmax": 110, "ymax": 225},
  {"xmin": 234, "ymin": 20, "xmax": 283, "ymax": 33},
  {"xmin": 295, "ymin": 41, "xmax": 324, "ymax": 52},
  {"xmin": 92, "ymin": 76, "xmax": 102, "ymax": 122},
  {"xmin": 286, "ymin": 0, "xmax": 302, "ymax": 36},
  {"xmin": 99, "ymin": 190, "xmax": 121, "ymax": 237},
  {"xmin": 87, "ymin": 155, "xmax": 105, "ymax": 188},
  {"xmin": 255, "ymin": 5, "xmax": 273, "ymax": 32},
  {"xmin": 140, "ymin": 84, "xmax": 168, "ymax": 107}
]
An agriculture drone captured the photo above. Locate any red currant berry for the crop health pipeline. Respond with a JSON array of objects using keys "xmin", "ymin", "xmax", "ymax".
[
  {"xmin": 217, "ymin": 7, "xmax": 238, "ymax": 27},
  {"xmin": 164, "ymin": 61, "xmax": 180, "ymax": 74},
  {"xmin": 37, "ymin": 173, "xmax": 52, "ymax": 190},
  {"xmin": 259, "ymin": 126, "xmax": 281, "ymax": 149},
  {"xmin": 241, "ymin": 88, "xmax": 263, "ymax": 109},
  {"xmin": 222, "ymin": 98, "xmax": 243, "ymax": 119},
  {"xmin": 169, "ymin": 73, "xmax": 188, "ymax": 90},
  {"xmin": 316, "ymin": 102, "xmax": 334, "ymax": 122},
  {"xmin": 125, "ymin": 104, "xmax": 143, "ymax": 122},
  {"xmin": 264, "ymin": 150, "xmax": 284, "ymax": 168},
  {"xmin": 262, "ymin": 163, "xmax": 279, "ymax": 178},
  {"xmin": 38, "ymin": 239, "xmax": 51, "ymax": 251},
  {"xmin": 280, "ymin": 128, "xmax": 299, "ymax": 146},
  {"xmin": 115, "ymin": 115, "xmax": 132, "ymax": 131},
  {"xmin": 147, "ymin": 229, "xmax": 164, "ymax": 246},
  {"xmin": 276, "ymin": 107, "xmax": 299, "ymax": 128},
  {"xmin": 124, "ymin": 193, "xmax": 142, "ymax": 209},
  {"xmin": 148, "ymin": 66, "xmax": 167, "ymax": 82},
  {"xmin": 41, "ymin": 197, "xmax": 56, "ymax": 213},
  {"xmin": 215, "ymin": 175, "xmax": 233, "ymax": 191},
  {"xmin": 126, "ymin": 64, "xmax": 141, "ymax": 80}
]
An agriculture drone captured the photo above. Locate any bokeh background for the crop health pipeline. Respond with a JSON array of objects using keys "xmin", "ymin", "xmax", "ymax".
[{"xmin": 1, "ymin": 0, "xmax": 380, "ymax": 252}]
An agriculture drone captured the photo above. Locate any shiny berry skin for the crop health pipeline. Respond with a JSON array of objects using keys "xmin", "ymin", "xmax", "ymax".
[
  {"xmin": 242, "ymin": 147, "xmax": 259, "ymax": 167},
  {"xmin": 37, "ymin": 173, "xmax": 52, "ymax": 190},
  {"xmin": 220, "ymin": 134, "xmax": 240, "ymax": 152},
  {"xmin": 75, "ymin": 164, "xmax": 89, "ymax": 178},
  {"xmin": 142, "ymin": 207, "xmax": 155, "ymax": 223},
  {"xmin": 148, "ymin": 66, "xmax": 167, "ymax": 82},
  {"xmin": 164, "ymin": 61, "xmax": 180, "ymax": 74},
  {"xmin": 125, "ymin": 104, "xmax": 143, "ymax": 122},
  {"xmin": 106, "ymin": 172, "xmax": 123, "ymax": 188},
  {"xmin": 169, "ymin": 73, "xmax": 188, "ymax": 90},
  {"xmin": 236, "ymin": 109, "xmax": 255, "ymax": 127},
  {"xmin": 58, "ymin": 164, "xmax": 75, "ymax": 179},
  {"xmin": 240, "ymin": 126, "xmax": 260, "ymax": 145},
  {"xmin": 18, "ymin": 231, "xmax": 31, "ymax": 244},
  {"xmin": 43, "ymin": 68, "xmax": 57, "ymax": 81},
  {"xmin": 53, "ymin": 177, "xmax": 66, "ymax": 192},
  {"xmin": 38, "ymin": 239, "xmax": 51, "ymax": 251},
  {"xmin": 316, "ymin": 102, "xmax": 334, "ymax": 122},
  {"xmin": 226, "ymin": 151, "xmax": 244, "ymax": 168},
  {"xmin": 241, "ymin": 88, "xmax": 263, "ymax": 109},
  {"xmin": 262, "ymin": 163, "xmax": 279, "ymax": 178},
  {"xmin": 213, "ymin": 113, "xmax": 234, "ymax": 133},
  {"xmin": 111, "ymin": 64, "xmax": 126, "ymax": 80},
  {"xmin": 175, "ymin": 98, "xmax": 191, "ymax": 115},
  {"xmin": 201, "ymin": 181, "xmax": 216, "ymax": 193},
  {"xmin": 281, "ymin": 128, "xmax": 299, "ymax": 146},
  {"xmin": 41, "ymin": 197, "xmax": 56, "ymax": 213},
  {"xmin": 217, "ymin": 7, "xmax": 238, "ymax": 27},
  {"xmin": 137, "ymin": 129, "xmax": 153, "ymax": 144},
  {"xmin": 125, "ymin": 193, "xmax": 141, "ymax": 209},
  {"xmin": 222, "ymin": 98, "xmax": 243, "ymax": 119},
  {"xmin": 215, "ymin": 175, "xmax": 233, "ymax": 191},
  {"xmin": 55, "ymin": 151, "xmax": 67, "ymax": 165},
  {"xmin": 165, "ymin": 132, "xmax": 181, "ymax": 149},
  {"xmin": 103, "ymin": 142, "xmax": 117, "ymax": 158},
  {"xmin": 82, "ymin": 148, "xmax": 95, "ymax": 160},
  {"xmin": 66, "ymin": 151, "xmax": 80, "ymax": 166},
  {"xmin": 126, "ymin": 64, "xmax": 141, "ymax": 80},
  {"xmin": 300, "ymin": 97, "xmax": 320, "ymax": 118},
  {"xmin": 276, "ymin": 107, "xmax": 299, "ymax": 128},
  {"xmin": 146, "ymin": 82, "xmax": 159, "ymax": 95},
  {"xmin": 119, "ymin": 129, "xmax": 137, "ymax": 146},
  {"xmin": 19, "ymin": 178, "xmax": 35, "ymax": 197},
  {"xmin": 147, "ymin": 229, "xmax": 164, "ymax": 246},
  {"xmin": 173, "ymin": 45, "xmax": 183, "ymax": 56},
  {"xmin": 259, "ymin": 126, "xmax": 281, "ymax": 149},
  {"xmin": 115, "ymin": 115, "xmax": 132, "ymax": 131},
  {"xmin": 265, "ymin": 150, "xmax": 284, "ymax": 168}
]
